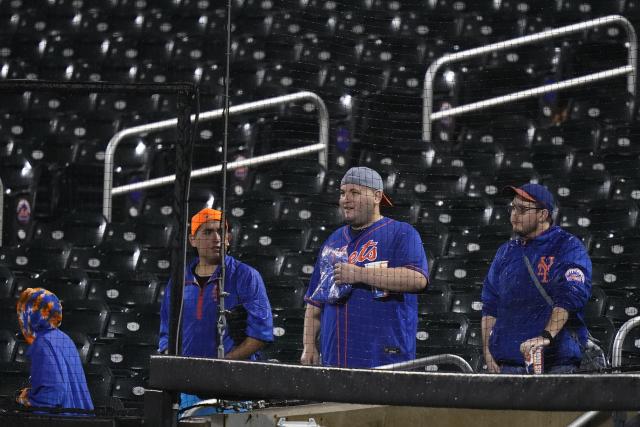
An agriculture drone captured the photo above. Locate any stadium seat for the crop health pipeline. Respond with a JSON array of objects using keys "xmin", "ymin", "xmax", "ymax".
[
  {"xmin": 590, "ymin": 233, "xmax": 640, "ymax": 261},
  {"xmin": 227, "ymin": 191, "xmax": 282, "ymax": 223},
  {"xmin": 450, "ymin": 289, "xmax": 483, "ymax": 321},
  {"xmin": 106, "ymin": 306, "xmax": 160, "ymax": 342},
  {"xmin": 305, "ymin": 224, "xmax": 333, "ymax": 252},
  {"xmin": 587, "ymin": 200, "xmax": 638, "ymax": 232},
  {"xmin": 415, "ymin": 223, "xmax": 449, "ymax": 258},
  {"xmin": 236, "ymin": 250, "xmax": 285, "ymax": 279},
  {"xmin": 69, "ymin": 243, "xmax": 141, "ymax": 274},
  {"xmin": 271, "ymin": 308, "xmax": 305, "ymax": 347},
  {"xmin": 0, "ymin": 330, "xmax": 16, "ymax": 363},
  {"xmin": 35, "ymin": 268, "xmax": 89, "ymax": 301},
  {"xmin": 87, "ymin": 272, "xmax": 159, "ymax": 309},
  {"xmin": 84, "ymin": 365, "xmax": 115, "ymax": 408},
  {"xmin": 544, "ymin": 170, "xmax": 611, "ymax": 204},
  {"xmin": 416, "ymin": 312, "xmax": 469, "ymax": 349},
  {"xmin": 91, "ymin": 339, "xmax": 156, "ymax": 372},
  {"xmin": 417, "ymin": 282, "xmax": 452, "ymax": 315},
  {"xmin": 112, "ymin": 372, "xmax": 148, "ymax": 404},
  {"xmin": 586, "ymin": 286, "xmax": 607, "ymax": 319},
  {"xmin": 612, "ymin": 177, "xmax": 640, "ymax": 202},
  {"xmin": 394, "ymin": 166, "xmax": 468, "ymax": 201},
  {"xmin": 266, "ymin": 285, "xmax": 306, "ymax": 310},
  {"xmin": 418, "ymin": 196, "xmax": 492, "ymax": 229},
  {"xmin": 61, "ymin": 299, "xmax": 109, "ymax": 337},
  {"xmin": 252, "ymin": 159, "xmax": 326, "ymax": 196},
  {"xmin": 32, "ymin": 212, "xmax": 108, "ymax": 247},
  {"xmin": 137, "ymin": 249, "xmax": 172, "ymax": 276},
  {"xmin": 533, "ymin": 122, "xmax": 600, "ymax": 152},
  {"xmin": 279, "ymin": 195, "xmax": 342, "ymax": 226},
  {"xmin": 0, "ymin": 362, "xmax": 29, "ymax": 400},
  {"xmin": 433, "ymin": 258, "xmax": 489, "ymax": 287},
  {"xmin": 281, "ymin": 253, "xmax": 316, "ymax": 281},
  {"xmin": 605, "ymin": 294, "xmax": 640, "ymax": 323},
  {"xmin": 237, "ymin": 222, "xmax": 309, "ymax": 253},
  {"xmin": 103, "ymin": 219, "xmax": 175, "ymax": 249},
  {"xmin": 586, "ymin": 316, "xmax": 616, "ymax": 358},
  {"xmin": 0, "ymin": 266, "xmax": 15, "ymax": 299}
]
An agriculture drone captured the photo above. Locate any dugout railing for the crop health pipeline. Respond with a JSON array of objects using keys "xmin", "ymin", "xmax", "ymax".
[
  {"xmin": 102, "ymin": 91, "xmax": 329, "ymax": 222},
  {"xmin": 422, "ymin": 14, "xmax": 638, "ymax": 142}
]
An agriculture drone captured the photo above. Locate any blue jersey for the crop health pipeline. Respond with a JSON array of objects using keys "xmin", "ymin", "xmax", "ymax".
[
  {"xmin": 305, "ymin": 217, "xmax": 429, "ymax": 368},
  {"xmin": 159, "ymin": 255, "xmax": 273, "ymax": 358},
  {"xmin": 482, "ymin": 226, "xmax": 592, "ymax": 367},
  {"xmin": 27, "ymin": 328, "xmax": 94, "ymax": 413}
]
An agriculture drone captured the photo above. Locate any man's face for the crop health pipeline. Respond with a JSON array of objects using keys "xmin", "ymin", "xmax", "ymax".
[
  {"xmin": 339, "ymin": 183, "xmax": 379, "ymax": 227},
  {"xmin": 189, "ymin": 221, "xmax": 229, "ymax": 263},
  {"xmin": 510, "ymin": 196, "xmax": 545, "ymax": 237}
]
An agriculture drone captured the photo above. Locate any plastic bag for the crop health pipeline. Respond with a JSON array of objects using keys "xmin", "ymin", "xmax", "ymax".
[{"xmin": 309, "ymin": 245, "xmax": 352, "ymax": 305}]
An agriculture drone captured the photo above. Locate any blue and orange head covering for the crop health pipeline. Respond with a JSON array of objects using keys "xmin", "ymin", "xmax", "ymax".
[{"xmin": 16, "ymin": 288, "xmax": 62, "ymax": 345}]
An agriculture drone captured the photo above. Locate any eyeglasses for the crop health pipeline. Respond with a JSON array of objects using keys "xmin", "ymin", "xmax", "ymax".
[{"xmin": 507, "ymin": 203, "xmax": 544, "ymax": 215}]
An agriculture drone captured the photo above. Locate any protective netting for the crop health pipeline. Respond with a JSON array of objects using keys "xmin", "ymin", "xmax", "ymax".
[
  {"xmin": 0, "ymin": 80, "xmax": 196, "ymax": 418},
  {"xmin": 1, "ymin": 0, "xmax": 640, "ymax": 421}
]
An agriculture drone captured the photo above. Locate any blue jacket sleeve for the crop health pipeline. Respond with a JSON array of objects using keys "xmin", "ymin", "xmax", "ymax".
[
  {"xmin": 548, "ymin": 237, "xmax": 592, "ymax": 312},
  {"xmin": 158, "ymin": 279, "xmax": 172, "ymax": 353},
  {"xmin": 28, "ymin": 339, "xmax": 65, "ymax": 408},
  {"xmin": 238, "ymin": 266, "xmax": 273, "ymax": 343},
  {"xmin": 482, "ymin": 244, "xmax": 505, "ymax": 318}
]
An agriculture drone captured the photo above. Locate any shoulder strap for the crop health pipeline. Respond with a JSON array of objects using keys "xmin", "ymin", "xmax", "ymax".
[{"xmin": 523, "ymin": 255, "xmax": 554, "ymax": 307}]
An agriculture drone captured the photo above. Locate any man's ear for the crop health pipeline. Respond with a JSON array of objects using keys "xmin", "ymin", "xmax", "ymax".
[
  {"xmin": 373, "ymin": 189, "xmax": 383, "ymax": 204},
  {"xmin": 188, "ymin": 233, "xmax": 196, "ymax": 247}
]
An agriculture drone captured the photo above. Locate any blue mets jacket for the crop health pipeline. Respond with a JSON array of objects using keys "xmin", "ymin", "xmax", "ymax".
[
  {"xmin": 305, "ymin": 217, "xmax": 429, "ymax": 368},
  {"xmin": 159, "ymin": 255, "xmax": 273, "ymax": 358},
  {"xmin": 482, "ymin": 226, "xmax": 592, "ymax": 367},
  {"xmin": 27, "ymin": 328, "xmax": 94, "ymax": 412}
]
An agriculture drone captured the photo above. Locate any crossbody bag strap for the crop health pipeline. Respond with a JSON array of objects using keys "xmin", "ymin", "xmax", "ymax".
[{"xmin": 522, "ymin": 254, "xmax": 554, "ymax": 307}]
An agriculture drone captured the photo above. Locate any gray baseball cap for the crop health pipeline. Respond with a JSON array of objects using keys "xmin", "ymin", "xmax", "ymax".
[{"xmin": 340, "ymin": 166, "xmax": 393, "ymax": 207}]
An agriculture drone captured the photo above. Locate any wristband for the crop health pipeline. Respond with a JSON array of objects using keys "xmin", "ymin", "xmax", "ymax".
[{"xmin": 541, "ymin": 330, "xmax": 554, "ymax": 344}]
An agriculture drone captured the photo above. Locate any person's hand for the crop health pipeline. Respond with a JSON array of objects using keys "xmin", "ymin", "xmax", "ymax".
[
  {"xmin": 301, "ymin": 346, "xmax": 320, "ymax": 366},
  {"xmin": 334, "ymin": 263, "xmax": 362, "ymax": 284},
  {"xmin": 16, "ymin": 387, "xmax": 29, "ymax": 406},
  {"xmin": 519, "ymin": 336, "xmax": 551, "ymax": 357},
  {"xmin": 484, "ymin": 352, "xmax": 501, "ymax": 373}
]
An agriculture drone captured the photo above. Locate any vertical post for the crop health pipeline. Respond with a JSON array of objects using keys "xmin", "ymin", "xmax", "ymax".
[
  {"xmin": 0, "ymin": 177, "xmax": 3, "ymax": 247},
  {"xmin": 168, "ymin": 89, "xmax": 197, "ymax": 357}
]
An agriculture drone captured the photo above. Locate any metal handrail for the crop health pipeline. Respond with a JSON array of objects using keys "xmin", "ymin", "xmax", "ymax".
[
  {"xmin": 375, "ymin": 354, "xmax": 474, "ymax": 373},
  {"xmin": 423, "ymin": 15, "xmax": 637, "ymax": 142},
  {"xmin": 103, "ymin": 91, "xmax": 329, "ymax": 222},
  {"xmin": 612, "ymin": 316, "xmax": 640, "ymax": 369}
]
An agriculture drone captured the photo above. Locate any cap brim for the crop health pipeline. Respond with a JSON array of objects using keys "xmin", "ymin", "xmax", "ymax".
[
  {"xmin": 503, "ymin": 186, "xmax": 536, "ymax": 203},
  {"xmin": 381, "ymin": 193, "xmax": 394, "ymax": 207}
]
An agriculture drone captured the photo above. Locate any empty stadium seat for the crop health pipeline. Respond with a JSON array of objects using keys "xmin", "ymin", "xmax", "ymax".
[
  {"xmin": 417, "ymin": 282, "xmax": 452, "ymax": 315},
  {"xmin": 0, "ymin": 330, "xmax": 16, "ymax": 363},
  {"xmin": 266, "ymin": 285, "xmax": 306, "ymax": 310},
  {"xmin": 106, "ymin": 306, "xmax": 160, "ymax": 342},
  {"xmin": 91, "ymin": 339, "xmax": 156, "ymax": 372},
  {"xmin": 32, "ymin": 212, "xmax": 107, "ymax": 247},
  {"xmin": 432, "ymin": 258, "xmax": 489, "ymax": 287},
  {"xmin": 87, "ymin": 272, "xmax": 159, "ymax": 309},
  {"xmin": 416, "ymin": 312, "xmax": 469, "ymax": 349},
  {"xmin": 35, "ymin": 268, "xmax": 89, "ymax": 301},
  {"xmin": 450, "ymin": 289, "xmax": 483, "ymax": 321},
  {"xmin": 61, "ymin": 299, "xmax": 109, "ymax": 337},
  {"xmin": 418, "ymin": 197, "xmax": 492, "ymax": 229},
  {"xmin": 279, "ymin": 195, "xmax": 342, "ymax": 226}
]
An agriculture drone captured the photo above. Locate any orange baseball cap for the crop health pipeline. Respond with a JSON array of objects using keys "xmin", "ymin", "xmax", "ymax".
[{"xmin": 191, "ymin": 208, "xmax": 224, "ymax": 236}]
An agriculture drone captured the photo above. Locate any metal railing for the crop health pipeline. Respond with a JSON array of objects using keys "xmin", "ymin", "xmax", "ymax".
[
  {"xmin": 375, "ymin": 354, "xmax": 474, "ymax": 373},
  {"xmin": 423, "ymin": 15, "xmax": 637, "ymax": 142},
  {"xmin": 612, "ymin": 316, "xmax": 640, "ymax": 370},
  {"xmin": 103, "ymin": 91, "xmax": 329, "ymax": 222}
]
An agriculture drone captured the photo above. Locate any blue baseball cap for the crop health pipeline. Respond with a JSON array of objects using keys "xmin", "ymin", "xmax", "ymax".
[
  {"xmin": 341, "ymin": 166, "xmax": 393, "ymax": 207},
  {"xmin": 505, "ymin": 183, "xmax": 555, "ymax": 213}
]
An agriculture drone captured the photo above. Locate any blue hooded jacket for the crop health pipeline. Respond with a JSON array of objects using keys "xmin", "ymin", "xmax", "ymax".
[
  {"xmin": 482, "ymin": 226, "xmax": 592, "ymax": 367},
  {"xmin": 16, "ymin": 288, "xmax": 94, "ymax": 413}
]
